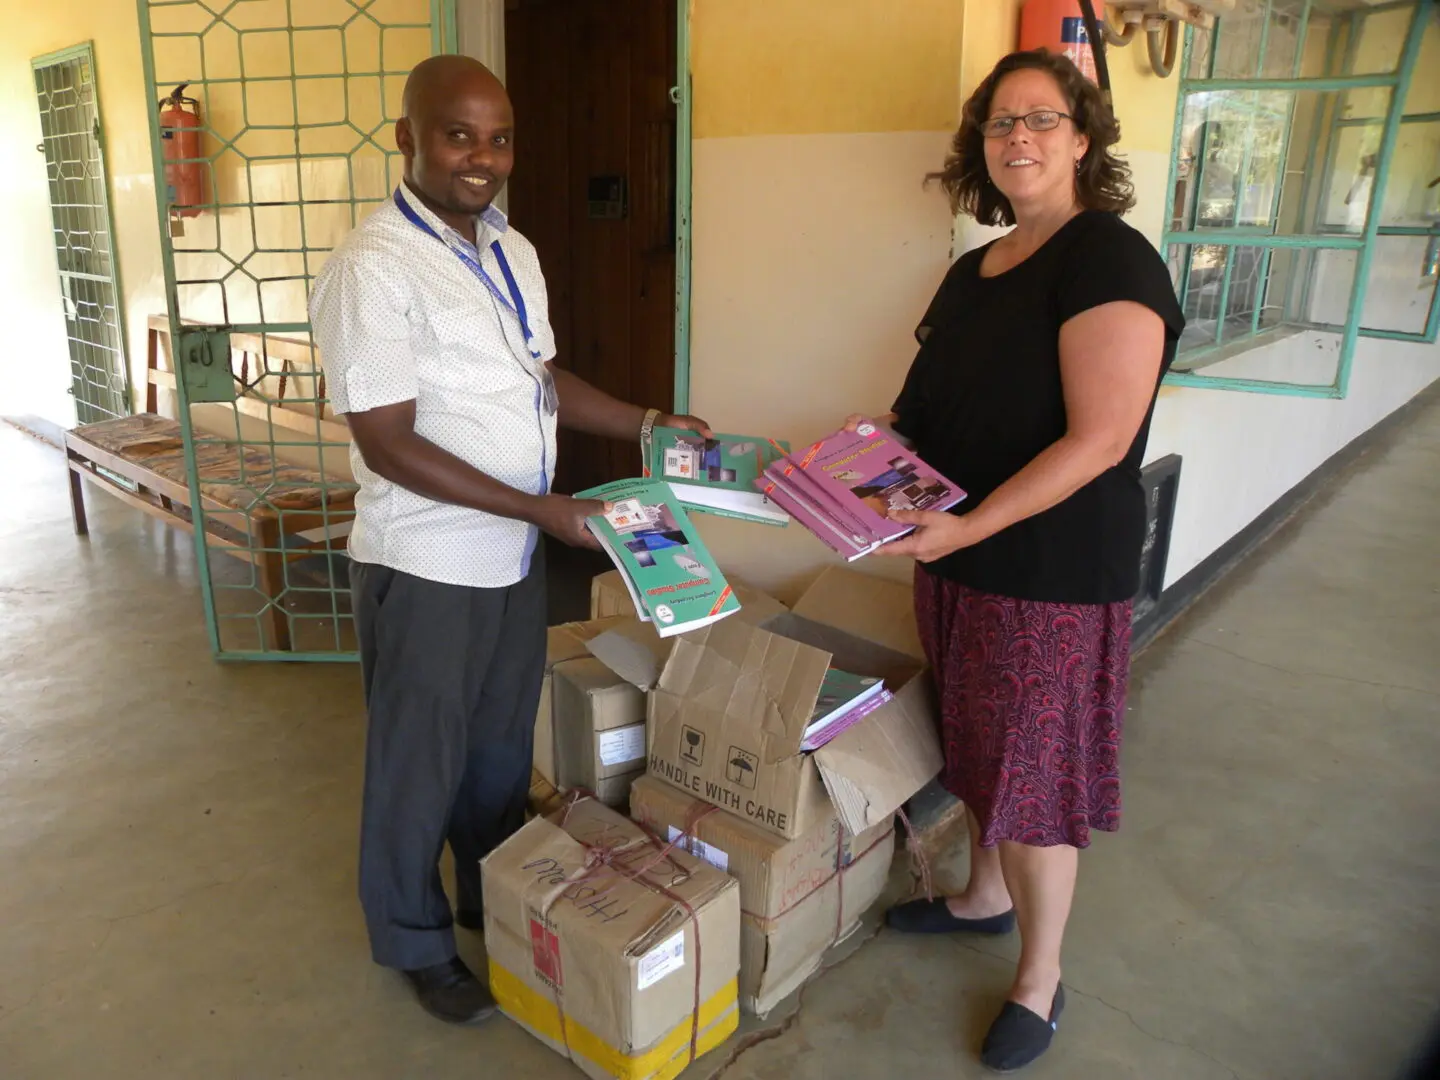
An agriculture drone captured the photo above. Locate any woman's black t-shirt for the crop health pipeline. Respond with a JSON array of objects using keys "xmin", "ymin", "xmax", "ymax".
[{"xmin": 891, "ymin": 210, "xmax": 1184, "ymax": 605}]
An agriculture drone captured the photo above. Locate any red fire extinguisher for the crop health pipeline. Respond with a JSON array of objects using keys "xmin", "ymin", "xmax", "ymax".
[
  {"xmin": 158, "ymin": 83, "xmax": 206, "ymax": 218},
  {"xmin": 1019, "ymin": 0, "xmax": 1099, "ymax": 84}
]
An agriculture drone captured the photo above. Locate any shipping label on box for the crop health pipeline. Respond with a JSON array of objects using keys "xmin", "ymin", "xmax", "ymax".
[
  {"xmin": 536, "ymin": 617, "xmax": 636, "ymax": 786},
  {"xmin": 553, "ymin": 657, "xmax": 649, "ymax": 808},
  {"xmin": 646, "ymin": 587, "xmax": 940, "ymax": 839},
  {"xmin": 482, "ymin": 799, "xmax": 741, "ymax": 1080}
]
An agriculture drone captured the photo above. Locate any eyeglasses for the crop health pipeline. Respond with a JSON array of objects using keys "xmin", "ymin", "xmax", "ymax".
[{"xmin": 979, "ymin": 111, "xmax": 1073, "ymax": 138}]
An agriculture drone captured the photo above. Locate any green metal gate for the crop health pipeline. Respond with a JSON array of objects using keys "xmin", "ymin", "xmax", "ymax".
[
  {"xmin": 137, "ymin": 0, "xmax": 455, "ymax": 660},
  {"xmin": 33, "ymin": 43, "xmax": 130, "ymax": 426}
]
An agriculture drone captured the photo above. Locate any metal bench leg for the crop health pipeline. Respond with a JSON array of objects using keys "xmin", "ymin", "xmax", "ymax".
[
  {"xmin": 256, "ymin": 517, "xmax": 292, "ymax": 652},
  {"xmin": 67, "ymin": 461, "xmax": 89, "ymax": 536}
]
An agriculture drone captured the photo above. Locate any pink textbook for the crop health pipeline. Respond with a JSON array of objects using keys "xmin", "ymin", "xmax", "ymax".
[{"xmin": 755, "ymin": 419, "xmax": 966, "ymax": 560}]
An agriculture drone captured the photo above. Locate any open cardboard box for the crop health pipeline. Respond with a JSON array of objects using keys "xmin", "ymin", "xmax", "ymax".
[
  {"xmin": 534, "ymin": 577, "xmax": 792, "ymax": 803},
  {"xmin": 591, "ymin": 569, "xmax": 789, "ymax": 625},
  {"xmin": 643, "ymin": 567, "xmax": 942, "ymax": 840}
]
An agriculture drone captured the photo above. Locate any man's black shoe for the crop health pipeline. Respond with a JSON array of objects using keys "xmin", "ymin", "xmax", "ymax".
[{"xmin": 402, "ymin": 956, "xmax": 497, "ymax": 1025}]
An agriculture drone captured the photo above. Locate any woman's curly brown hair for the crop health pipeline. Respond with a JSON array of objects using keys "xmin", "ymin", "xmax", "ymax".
[{"xmin": 930, "ymin": 49, "xmax": 1135, "ymax": 226}]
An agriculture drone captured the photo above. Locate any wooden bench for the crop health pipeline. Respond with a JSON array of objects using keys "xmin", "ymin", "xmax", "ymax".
[{"xmin": 64, "ymin": 315, "xmax": 357, "ymax": 651}]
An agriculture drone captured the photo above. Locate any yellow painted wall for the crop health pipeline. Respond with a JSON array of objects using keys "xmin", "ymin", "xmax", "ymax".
[
  {"xmin": 684, "ymin": 0, "xmax": 966, "ymax": 598},
  {"xmin": 0, "ymin": 2, "xmax": 163, "ymax": 427},
  {"xmin": 691, "ymin": 0, "xmax": 964, "ymax": 137}
]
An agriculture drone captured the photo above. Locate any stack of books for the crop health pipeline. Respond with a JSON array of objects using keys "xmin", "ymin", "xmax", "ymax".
[
  {"xmin": 642, "ymin": 426, "xmax": 791, "ymax": 526},
  {"xmin": 577, "ymin": 477, "xmax": 741, "ymax": 637},
  {"xmin": 799, "ymin": 669, "xmax": 894, "ymax": 752},
  {"xmin": 753, "ymin": 419, "xmax": 966, "ymax": 560}
]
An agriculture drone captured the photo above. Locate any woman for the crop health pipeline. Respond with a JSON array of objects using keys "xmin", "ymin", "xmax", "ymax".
[{"xmin": 861, "ymin": 50, "xmax": 1183, "ymax": 1071}]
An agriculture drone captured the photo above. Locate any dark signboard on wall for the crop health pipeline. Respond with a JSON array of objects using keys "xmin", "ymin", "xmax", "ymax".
[{"xmin": 1133, "ymin": 454, "xmax": 1182, "ymax": 644}]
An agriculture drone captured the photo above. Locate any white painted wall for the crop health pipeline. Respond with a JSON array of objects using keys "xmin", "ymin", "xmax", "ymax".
[{"xmin": 1145, "ymin": 333, "xmax": 1439, "ymax": 587}]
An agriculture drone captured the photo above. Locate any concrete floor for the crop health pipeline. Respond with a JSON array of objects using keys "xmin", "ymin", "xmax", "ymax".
[{"xmin": 2, "ymin": 400, "xmax": 1438, "ymax": 1080}]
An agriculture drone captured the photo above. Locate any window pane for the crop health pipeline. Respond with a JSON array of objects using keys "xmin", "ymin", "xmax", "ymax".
[
  {"xmin": 1172, "ymin": 88, "xmax": 1397, "ymax": 236},
  {"xmin": 1361, "ymin": 234, "xmax": 1440, "ymax": 335},
  {"xmin": 1172, "ymin": 243, "xmax": 1272, "ymax": 349},
  {"xmin": 1195, "ymin": 326, "xmax": 1343, "ymax": 385},
  {"xmin": 1174, "ymin": 90, "xmax": 1292, "ymax": 230},
  {"xmin": 1401, "ymin": 15, "xmax": 1440, "ymax": 115},
  {"xmin": 1380, "ymin": 118, "xmax": 1440, "ymax": 228},
  {"xmin": 1315, "ymin": 92, "xmax": 1397, "ymax": 233},
  {"xmin": 1166, "ymin": 242, "xmax": 1362, "ymax": 359},
  {"xmin": 1341, "ymin": 3, "xmax": 1417, "ymax": 76},
  {"xmin": 1300, "ymin": 247, "xmax": 1361, "ymax": 325}
]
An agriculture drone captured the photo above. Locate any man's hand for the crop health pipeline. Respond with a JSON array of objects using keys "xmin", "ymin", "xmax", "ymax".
[
  {"xmin": 874, "ymin": 509, "xmax": 982, "ymax": 562},
  {"xmin": 527, "ymin": 494, "xmax": 609, "ymax": 550},
  {"xmin": 657, "ymin": 412, "xmax": 713, "ymax": 438}
]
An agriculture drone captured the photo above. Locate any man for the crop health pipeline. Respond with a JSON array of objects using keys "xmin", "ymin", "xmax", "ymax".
[{"xmin": 309, "ymin": 54, "xmax": 708, "ymax": 1025}]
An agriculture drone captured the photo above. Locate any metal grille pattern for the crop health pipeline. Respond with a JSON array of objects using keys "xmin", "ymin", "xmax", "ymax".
[
  {"xmin": 139, "ymin": 0, "xmax": 450, "ymax": 659},
  {"xmin": 34, "ymin": 47, "xmax": 129, "ymax": 426}
]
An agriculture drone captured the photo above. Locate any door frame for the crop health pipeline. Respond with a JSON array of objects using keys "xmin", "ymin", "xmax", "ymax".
[
  {"xmin": 456, "ymin": 0, "xmax": 695, "ymax": 414},
  {"xmin": 31, "ymin": 40, "xmax": 132, "ymax": 423}
]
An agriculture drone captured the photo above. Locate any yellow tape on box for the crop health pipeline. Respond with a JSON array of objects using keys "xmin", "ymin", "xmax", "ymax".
[{"xmin": 490, "ymin": 962, "xmax": 739, "ymax": 1080}]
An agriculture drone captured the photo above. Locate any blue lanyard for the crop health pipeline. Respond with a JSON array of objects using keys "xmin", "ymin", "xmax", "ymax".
[{"xmin": 393, "ymin": 187, "xmax": 540, "ymax": 359}]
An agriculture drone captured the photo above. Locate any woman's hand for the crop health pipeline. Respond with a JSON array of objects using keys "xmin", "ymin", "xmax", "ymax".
[
  {"xmin": 842, "ymin": 412, "xmax": 899, "ymax": 433},
  {"xmin": 874, "ymin": 509, "xmax": 984, "ymax": 562}
]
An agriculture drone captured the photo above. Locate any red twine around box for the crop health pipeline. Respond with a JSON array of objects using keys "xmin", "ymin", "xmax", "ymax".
[{"xmin": 537, "ymin": 792, "xmax": 714, "ymax": 1073}]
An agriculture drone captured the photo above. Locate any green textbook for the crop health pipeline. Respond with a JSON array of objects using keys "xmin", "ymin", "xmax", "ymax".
[
  {"xmin": 576, "ymin": 477, "xmax": 743, "ymax": 637},
  {"xmin": 642, "ymin": 426, "xmax": 791, "ymax": 526}
]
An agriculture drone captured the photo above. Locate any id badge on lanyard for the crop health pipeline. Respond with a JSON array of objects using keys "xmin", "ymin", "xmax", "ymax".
[{"xmin": 394, "ymin": 188, "xmax": 559, "ymax": 416}]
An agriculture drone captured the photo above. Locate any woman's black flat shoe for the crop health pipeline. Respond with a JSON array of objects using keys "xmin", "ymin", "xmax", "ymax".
[
  {"xmin": 981, "ymin": 984, "xmax": 1065, "ymax": 1073},
  {"xmin": 884, "ymin": 897, "xmax": 1017, "ymax": 935}
]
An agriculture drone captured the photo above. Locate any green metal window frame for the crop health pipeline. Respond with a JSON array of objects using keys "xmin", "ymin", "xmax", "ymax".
[
  {"xmin": 673, "ymin": 2, "xmax": 694, "ymax": 415},
  {"xmin": 32, "ymin": 40, "xmax": 133, "ymax": 423},
  {"xmin": 1162, "ymin": 0, "xmax": 1437, "ymax": 399},
  {"xmin": 135, "ymin": 0, "xmax": 695, "ymax": 661}
]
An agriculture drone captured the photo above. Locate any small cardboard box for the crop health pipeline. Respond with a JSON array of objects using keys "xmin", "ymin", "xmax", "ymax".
[
  {"xmin": 482, "ymin": 799, "xmax": 741, "ymax": 1080},
  {"xmin": 537, "ymin": 617, "xmax": 634, "ymax": 786},
  {"xmin": 646, "ymin": 567, "xmax": 942, "ymax": 840},
  {"xmin": 528, "ymin": 768, "xmax": 567, "ymax": 819},
  {"xmin": 553, "ymin": 657, "xmax": 649, "ymax": 807},
  {"xmin": 628, "ymin": 775, "xmax": 895, "ymax": 1016},
  {"xmin": 592, "ymin": 569, "xmax": 789, "ymax": 624}
]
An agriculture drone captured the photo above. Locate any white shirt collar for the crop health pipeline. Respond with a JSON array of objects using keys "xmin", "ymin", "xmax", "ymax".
[{"xmin": 397, "ymin": 179, "xmax": 509, "ymax": 247}]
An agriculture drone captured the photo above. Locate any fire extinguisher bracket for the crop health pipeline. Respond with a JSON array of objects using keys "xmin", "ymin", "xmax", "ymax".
[{"xmin": 177, "ymin": 330, "xmax": 237, "ymax": 404}]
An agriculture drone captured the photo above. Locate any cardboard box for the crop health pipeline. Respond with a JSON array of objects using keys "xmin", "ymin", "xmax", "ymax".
[
  {"xmin": 553, "ymin": 657, "xmax": 649, "ymax": 807},
  {"xmin": 739, "ymin": 827, "xmax": 893, "ymax": 1016},
  {"xmin": 646, "ymin": 567, "xmax": 942, "ymax": 840},
  {"xmin": 482, "ymin": 799, "xmax": 740, "ymax": 1080},
  {"xmin": 628, "ymin": 775, "xmax": 895, "ymax": 1016},
  {"xmin": 528, "ymin": 768, "xmax": 567, "ymax": 819},
  {"xmin": 537, "ymin": 617, "xmax": 634, "ymax": 786},
  {"xmin": 539, "ymin": 597, "xmax": 787, "ymax": 804},
  {"xmin": 592, "ymin": 569, "xmax": 789, "ymax": 625}
]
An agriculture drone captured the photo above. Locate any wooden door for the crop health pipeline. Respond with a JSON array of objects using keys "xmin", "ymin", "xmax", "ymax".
[{"xmin": 505, "ymin": 0, "xmax": 678, "ymax": 496}]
